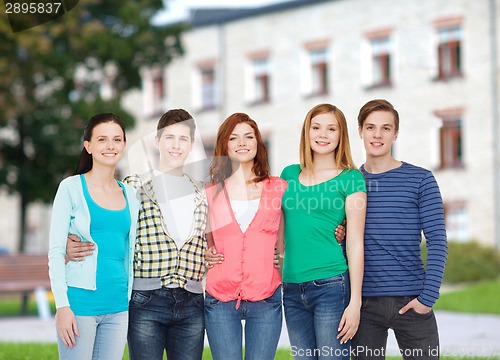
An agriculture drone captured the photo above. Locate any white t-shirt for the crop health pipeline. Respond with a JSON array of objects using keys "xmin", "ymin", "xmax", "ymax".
[
  {"xmin": 229, "ymin": 198, "xmax": 260, "ymax": 233},
  {"xmin": 152, "ymin": 170, "xmax": 202, "ymax": 293},
  {"xmin": 152, "ymin": 170, "xmax": 196, "ymax": 245}
]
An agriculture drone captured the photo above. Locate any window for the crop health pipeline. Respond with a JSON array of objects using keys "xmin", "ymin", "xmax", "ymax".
[
  {"xmin": 444, "ymin": 201, "xmax": 469, "ymax": 241},
  {"xmin": 200, "ymin": 67, "xmax": 216, "ymax": 110},
  {"xmin": 145, "ymin": 68, "xmax": 166, "ymax": 117},
  {"xmin": 252, "ymin": 57, "xmax": 270, "ymax": 104},
  {"xmin": 370, "ymin": 36, "xmax": 391, "ymax": 87},
  {"xmin": 152, "ymin": 74, "xmax": 164, "ymax": 104},
  {"xmin": 437, "ymin": 26, "xmax": 462, "ymax": 79},
  {"xmin": 309, "ymin": 48, "xmax": 329, "ymax": 95},
  {"xmin": 439, "ymin": 117, "xmax": 463, "ymax": 168}
]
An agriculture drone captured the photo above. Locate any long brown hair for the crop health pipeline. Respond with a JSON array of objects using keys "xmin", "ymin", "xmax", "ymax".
[
  {"xmin": 209, "ymin": 113, "xmax": 270, "ymax": 186},
  {"xmin": 300, "ymin": 103, "xmax": 357, "ymax": 171}
]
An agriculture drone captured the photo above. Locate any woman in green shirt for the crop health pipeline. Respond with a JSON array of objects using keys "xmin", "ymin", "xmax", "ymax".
[{"xmin": 280, "ymin": 103, "xmax": 366, "ymax": 359}]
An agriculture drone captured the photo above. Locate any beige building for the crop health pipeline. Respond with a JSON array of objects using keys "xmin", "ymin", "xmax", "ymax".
[
  {"xmin": 3, "ymin": 0, "xmax": 499, "ymax": 252},
  {"xmin": 136, "ymin": 0, "xmax": 500, "ymax": 247}
]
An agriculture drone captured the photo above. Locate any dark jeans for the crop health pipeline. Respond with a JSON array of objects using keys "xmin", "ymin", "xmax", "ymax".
[
  {"xmin": 127, "ymin": 287, "xmax": 205, "ymax": 360},
  {"xmin": 352, "ymin": 296, "xmax": 439, "ymax": 360}
]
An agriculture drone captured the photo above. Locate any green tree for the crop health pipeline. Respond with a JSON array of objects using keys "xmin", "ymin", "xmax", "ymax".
[{"xmin": 0, "ymin": 0, "xmax": 186, "ymax": 252}]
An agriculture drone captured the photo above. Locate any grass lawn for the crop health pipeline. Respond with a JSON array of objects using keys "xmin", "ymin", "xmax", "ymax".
[
  {"xmin": 434, "ymin": 280, "xmax": 500, "ymax": 314},
  {"xmin": 0, "ymin": 344, "xmax": 296, "ymax": 360},
  {"xmin": 0, "ymin": 343, "xmax": 497, "ymax": 360},
  {"xmin": 0, "ymin": 294, "xmax": 55, "ymax": 317},
  {"xmin": 0, "ymin": 297, "xmax": 40, "ymax": 317},
  {"xmin": 0, "ymin": 281, "xmax": 499, "ymax": 359},
  {"xmin": 2, "ymin": 280, "xmax": 499, "ymax": 318}
]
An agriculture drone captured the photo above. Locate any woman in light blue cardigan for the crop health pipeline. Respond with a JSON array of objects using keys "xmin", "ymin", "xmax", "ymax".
[{"xmin": 48, "ymin": 113, "xmax": 139, "ymax": 360}]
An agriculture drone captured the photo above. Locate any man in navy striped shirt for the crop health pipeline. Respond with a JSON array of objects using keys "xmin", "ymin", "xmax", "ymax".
[{"xmin": 351, "ymin": 99, "xmax": 448, "ymax": 360}]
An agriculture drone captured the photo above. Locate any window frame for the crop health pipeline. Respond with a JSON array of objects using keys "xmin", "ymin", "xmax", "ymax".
[
  {"xmin": 199, "ymin": 66, "xmax": 217, "ymax": 111},
  {"xmin": 152, "ymin": 74, "xmax": 165, "ymax": 103},
  {"xmin": 251, "ymin": 56, "xmax": 271, "ymax": 104},
  {"xmin": 435, "ymin": 24, "xmax": 463, "ymax": 80},
  {"xmin": 439, "ymin": 116, "xmax": 464, "ymax": 169},
  {"xmin": 444, "ymin": 201, "xmax": 469, "ymax": 242},
  {"xmin": 370, "ymin": 36, "xmax": 392, "ymax": 88},
  {"xmin": 309, "ymin": 47, "xmax": 329, "ymax": 96}
]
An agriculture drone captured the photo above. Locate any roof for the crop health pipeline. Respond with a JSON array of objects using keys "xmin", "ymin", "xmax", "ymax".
[{"xmin": 189, "ymin": 0, "xmax": 335, "ymax": 27}]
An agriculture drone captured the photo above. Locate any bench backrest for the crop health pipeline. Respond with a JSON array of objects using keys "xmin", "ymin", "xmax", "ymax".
[{"xmin": 0, "ymin": 254, "xmax": 50, "ymax": 288}]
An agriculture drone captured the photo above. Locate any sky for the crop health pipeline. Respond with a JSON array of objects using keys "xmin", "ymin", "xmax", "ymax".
[{"xmin": 153, "ymin": 0, "xmax": 290, "ymax": 25}]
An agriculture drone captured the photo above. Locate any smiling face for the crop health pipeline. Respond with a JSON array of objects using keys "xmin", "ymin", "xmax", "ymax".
[
  {"xmin": 359, "ymin": 110, "xmax": 398, "ymax": 159},
  {"xmin": 156, "ymin": 123, "xmax": 193, "ymax": 169},
  {"xmin": 227, "ymin": 122, "xmax": 258, "ymax": 165},
  {"xmin": 308, "ymin": 112, "xmax": 340, "ymax": 157},
  {"xmin": 84, "ymin": 121, "xmax": 126, "ymax": 168}
]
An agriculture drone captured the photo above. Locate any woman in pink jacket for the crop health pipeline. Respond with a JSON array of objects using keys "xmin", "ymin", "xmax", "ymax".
[{"xmin": 204, "ymin": 113, "xmax": 286, "ymax": 360}]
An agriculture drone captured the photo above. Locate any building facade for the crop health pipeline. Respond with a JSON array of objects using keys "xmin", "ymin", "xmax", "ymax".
[
  {"xmin": 3, "ymin": 0, "xmax": 499, "ymax": 252},
  {"xmin": 137, "ymin": 0, "xmax": 500, "ymax": 246}
]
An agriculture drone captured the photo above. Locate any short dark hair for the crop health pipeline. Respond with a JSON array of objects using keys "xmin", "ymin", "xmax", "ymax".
[
  {"xmin": 156, "ymin": 109, "xmax": 196, "ymax": 140},
  {"xmin": 358, "ymin": 99, "xmax": 399, "ymax": 131}
]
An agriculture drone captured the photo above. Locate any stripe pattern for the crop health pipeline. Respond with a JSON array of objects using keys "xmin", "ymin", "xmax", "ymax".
[{"xmin": 360, "ymin": 162, "xmax": 448, "ymax": 307}]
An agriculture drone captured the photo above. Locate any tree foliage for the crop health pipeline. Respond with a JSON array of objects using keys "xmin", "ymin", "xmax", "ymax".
[{"xmin": 0, "ymin": 0, "xmax": 186, "ymax": 251}]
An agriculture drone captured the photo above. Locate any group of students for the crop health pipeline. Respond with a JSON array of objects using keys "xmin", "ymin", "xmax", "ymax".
[{"xmin": 48, "ymin": 98, "xmax": 448, "ymax": 360}]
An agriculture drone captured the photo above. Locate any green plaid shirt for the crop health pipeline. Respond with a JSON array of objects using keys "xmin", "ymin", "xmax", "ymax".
[{"xmin": 123, "ymin": 172, "xmax": 208, "ymax": 288}]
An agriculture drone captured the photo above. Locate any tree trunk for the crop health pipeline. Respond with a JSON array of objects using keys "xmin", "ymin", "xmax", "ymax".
[{"xmin": 17, "ymin": 195, "xmax": 27, "ymax": 253}]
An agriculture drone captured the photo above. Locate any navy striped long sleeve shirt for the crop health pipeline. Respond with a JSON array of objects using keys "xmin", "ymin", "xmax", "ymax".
[{"xmin": 360, "ymin": 162, "xmax": 448, "ymax": 307}]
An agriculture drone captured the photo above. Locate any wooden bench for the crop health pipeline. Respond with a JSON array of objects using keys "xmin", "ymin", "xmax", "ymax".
[{"xmin": 0, "ymin": 254, "xmax": 51, "ymax": 319}]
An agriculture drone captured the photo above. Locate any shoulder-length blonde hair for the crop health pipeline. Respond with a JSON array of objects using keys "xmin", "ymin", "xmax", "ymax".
[
  {"xmin": 209, "ymin": 112, "xmax": 270, "ymax": 185},
  {"xmin": 300, "ymin": 103, "xmax": 357, "ymax": 171}
]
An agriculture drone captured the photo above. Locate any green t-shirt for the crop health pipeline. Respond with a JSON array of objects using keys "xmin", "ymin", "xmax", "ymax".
[{"xmin": 280, "ymin": 164, "xmax": 366, "ymax": 283}]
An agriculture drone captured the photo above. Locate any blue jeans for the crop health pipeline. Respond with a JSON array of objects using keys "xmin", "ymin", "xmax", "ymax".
[
  {"xmin": 283, "ymin": 272, "xmax": 351, "ymax": 360},
  {"xmin": 57, "ymin": 311, "xmax": 128, "ymax": 360},
  {"xmin": 204, "ymin": 286, "xmax": 283, "ymax": 360},
  {"xmin": 127, "ymin": 287, "xmax": 205, "ymax": 360},
  {"xmin": 352, "ymin": 296, "xmax": 439, "ymax": 360}
]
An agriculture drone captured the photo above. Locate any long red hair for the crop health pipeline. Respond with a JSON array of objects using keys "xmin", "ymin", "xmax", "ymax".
[{"xmin": 209, "ymin": 113, "xmax": 270, "ymax": 186}]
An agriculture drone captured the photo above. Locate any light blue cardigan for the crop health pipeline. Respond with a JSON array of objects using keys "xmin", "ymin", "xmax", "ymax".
[{"xmin": 48, "ymin": 175, "xmax": 140, "ymax": 309}]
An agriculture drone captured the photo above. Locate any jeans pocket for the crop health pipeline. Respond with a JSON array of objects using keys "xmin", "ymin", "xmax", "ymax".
[
  {"xmin": 191, "ymin": 293, "xmax": 205, "ymax": 310},
  {"xmin": 361, "ymin": 297, "xmax": 369, "ymax": 309},
  {"xmin": 129, "ymin": 290, "xmax": 153, "ymax": 308},
  {"xmin": 204, "ymin": 292, "xmax": 220, "ymax": 307},
  {"xmin": 408, "ymin": 308, "xmax": 434, "ymax": 318},
  {"xmin": 263, "ymin": 286, "xmax": 283, "ymax": 305},
  {"xmin": 312, "ymin": 274, "xmax": 344, "ymax": 287}
]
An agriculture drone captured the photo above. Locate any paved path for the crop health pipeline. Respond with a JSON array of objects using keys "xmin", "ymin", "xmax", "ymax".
[{"xmin": 0, "ymin": 311, "xmax": 499, "ymax": 357}]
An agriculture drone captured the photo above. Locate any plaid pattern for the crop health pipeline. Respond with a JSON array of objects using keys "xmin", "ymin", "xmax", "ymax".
[{"xmin": 123, "ymin": 172, "xmax": 208, "ymax": 288}]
